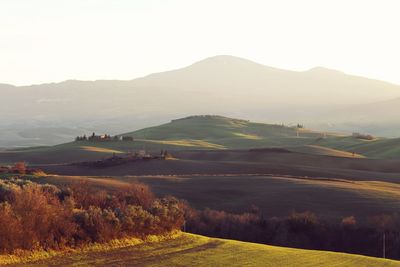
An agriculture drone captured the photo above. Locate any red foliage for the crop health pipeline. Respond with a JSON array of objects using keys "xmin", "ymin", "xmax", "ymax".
[
  {"xmin": 0, "ymin": 180, "xmax": 184, "ymax": 253},
  {"xmin": 13, "ymin": 162, "xmax": 26, "ymax": 174}
]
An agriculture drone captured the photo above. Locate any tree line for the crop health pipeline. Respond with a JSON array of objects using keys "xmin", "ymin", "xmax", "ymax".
[
  {"xmin": 183, "ymin": 205, "xmax": 400, "ymax": 260},
  {"xmin": 75, "ymin": 132, "xmax": 134, "ymax": 142}
]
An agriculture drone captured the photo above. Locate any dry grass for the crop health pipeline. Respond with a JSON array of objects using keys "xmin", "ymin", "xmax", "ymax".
[
  {"xmin": 233, "ymin": 133, "xmax": 262, "ymax": 140},
  {"xmin": 80, "ymin": 146, "xmax": 124, "ymax": 154},
  {"xmin": 0, "ymin": 232, "xmax": 182, "ymax": 266},
  {"xmin": 140, "ymin": 139, "xmax": 226, "ymax": 149},
  {"xmin": 303, "ymin": 145, "xmax": 365, "ymax": 158},
  {"xmin": 10, "ymin": 233, "xmax": 400, "ymax": 266}
]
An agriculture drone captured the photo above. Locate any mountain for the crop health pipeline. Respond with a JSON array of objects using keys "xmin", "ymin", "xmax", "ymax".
[
  {"xmin": 132, "ymin": 56, "xmax": 400, "ymax": 105},
  {"xmin": 1, "ymin": 55, "xmax": 400, "ymax": 147}
]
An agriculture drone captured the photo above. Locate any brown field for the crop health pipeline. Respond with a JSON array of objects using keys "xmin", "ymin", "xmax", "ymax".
[
  {"xmin": 12, "ymin": 149, "xmax": 396, "ymax": 221},
  {"xmin": 37, "ymin": 149, "xmax": 400, "ymax": 182},
  {"xmin": 5, "ymin": 148, "xmax": 400, "ymax": 221},
  {"xmin": 31, "ymin": 173, "xmax": 400, "ymax": 221}
]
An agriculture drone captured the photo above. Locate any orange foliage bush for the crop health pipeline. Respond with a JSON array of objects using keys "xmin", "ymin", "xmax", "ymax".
[{"xmin": 0, "ymin": 180, "xmax": 184, "ymax": 253}]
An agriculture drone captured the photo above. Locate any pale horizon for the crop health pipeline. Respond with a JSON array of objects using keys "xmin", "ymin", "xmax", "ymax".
[{"xmin": 1, "ymin": 0, "xmax": 400, "ymax": 86}]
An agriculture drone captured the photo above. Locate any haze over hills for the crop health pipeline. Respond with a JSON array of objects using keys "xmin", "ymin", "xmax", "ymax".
[{"xmin": 2, "ymin": 55, "xmax": 400, "ymax": 147}]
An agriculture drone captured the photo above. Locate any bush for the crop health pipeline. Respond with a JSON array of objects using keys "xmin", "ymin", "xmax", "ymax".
[
  {"xmin": 13, "ymin": 162, "xmax": 26, "ymax": 175},
  {"xmin": 0, "ymin": 179, "xmax": 184, "ymax": 253}
]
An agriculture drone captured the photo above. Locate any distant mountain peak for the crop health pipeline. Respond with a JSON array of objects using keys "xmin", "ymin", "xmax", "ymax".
[
  {"xmin": 189, "ymin": 55, "xmax": 268, "ymax": 69},
  {"xmin": 197, "ymin": 55, "xmax": 252, "ymax": 62},
  {"xmin": 306, "ymin": 66, "xmax": 344, "ymax": 75}
]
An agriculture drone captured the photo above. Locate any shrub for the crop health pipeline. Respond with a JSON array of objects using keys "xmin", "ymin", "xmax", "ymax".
[
  {"xmin": 13, "ymin": 162, "xmax": 26, "ymax": 175},
  {"xmin": 0, "ymin": 179, "xmax": 184, "ymax": 253},
  {"xmin": 116, "ymin": 183, "xmax": 155, "ymax": 209}
]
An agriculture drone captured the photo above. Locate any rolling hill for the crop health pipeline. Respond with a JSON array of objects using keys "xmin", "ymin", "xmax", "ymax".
[
  {"xmin": 126, "ymin": 115, "xmax": 332, "ymax": 142},
  {"xmin": 126, "ymin": 115, "xmax": 400, "ymax": 159},
  {"xmin": 2, "ymin": 55, "xmax": 400, "ymax": 147},
  {"xmin": 11, "ymin": 233, "xmax": 399, "ymax": 266},
  {"xmin": 0, "ymin": 115, "xmax": 355, "ymax": 164},
  {"xmin": 1, "ymin": 115, "xmax": 400, "ymax": 164}
]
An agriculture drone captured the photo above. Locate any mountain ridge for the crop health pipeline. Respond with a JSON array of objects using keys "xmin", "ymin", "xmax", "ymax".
[
  {"xmin": 1, "ymin": 55, "xmax": 400, "ymax": 147},
  {"xmin": 2, "ymin": 55, "xmax": 399, "ymax": 88}
]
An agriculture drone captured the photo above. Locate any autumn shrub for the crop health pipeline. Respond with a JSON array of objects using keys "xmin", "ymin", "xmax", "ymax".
[
  {"xmin": 13, "ymin": 162, "xmax": 26, "ymax": 175},
  {"xmin": 0, "ymin": 179, "xmax": 184, "ymax": 253},
  {"xmin": 116, "ymin": 183, "xmax": 155, "ymax": 209}
]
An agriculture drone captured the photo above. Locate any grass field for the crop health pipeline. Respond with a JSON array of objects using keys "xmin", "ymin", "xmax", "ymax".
[
  {"xmin": 14, "ymin": 233, "xmax": 400, "ymax": 266},
  {"xmin": 2, "ymin": 115, "xmax": 400, "ymax": 165}
]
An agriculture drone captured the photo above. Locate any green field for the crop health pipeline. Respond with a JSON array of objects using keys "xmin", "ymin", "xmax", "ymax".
[
  {"xmin": 15, "ymin": 233, "xmax": 399, "ymax": 266},
  {"xmin": 3, "ymin": 115, "xmax": 400, "ymax": 164}
]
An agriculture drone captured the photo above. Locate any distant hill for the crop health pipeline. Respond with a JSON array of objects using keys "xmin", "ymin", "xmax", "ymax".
[
  {"xmin": 123, "ymin": 115, "xmax": 334, "ymax": 149},
  {"xmin": 2, "ymin": 115, "xmax": 400, "ymax": 163},
  {"xmin": 124, "ymin": 115, "xmax": 400, "ymax": 159},
  {"xmin": 128, "ymin": 115, "xmax": 299, "ymax": 139},
  {"xmin": 3, "ymin": 115, "xmax": 400, "ymax": 164},
  {"xmin": 2, "ymin": 55, "xmax": 400, "ymax": 147}
]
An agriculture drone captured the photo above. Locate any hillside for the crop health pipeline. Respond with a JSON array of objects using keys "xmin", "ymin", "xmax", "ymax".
[
  {"xmin": 128, "ymin": 115, "xmax": 328, "ymax": 139},
  {"xmin": 14, "ymin": 233, "xmax": 399, "ymax": 266},
  {"xmin": 126, "ymin": 115, "xmax": 341, "ymax": 149},
  {"xmin": 0, "ymin": 115, "xmax": 347, "ymax": 164},
  {"xmin": 315, "ymin": 136, "xmax": 400, "ymax": 159},
  {"xmin": 2, "ymin": 115, "xmax": 400, "ymax": 164},
  {"xmin": 2, "ymin": 55, "xmax": 400, "ymax": 147},
  {"xmin": 127, "ymin": 115, "xmax": 400, "ymax": 159}
]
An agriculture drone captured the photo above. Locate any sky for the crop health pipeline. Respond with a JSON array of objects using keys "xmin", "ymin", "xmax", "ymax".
[{"xmin": 1, "ymin": 0, "xmax": 399, "ymax": 86}]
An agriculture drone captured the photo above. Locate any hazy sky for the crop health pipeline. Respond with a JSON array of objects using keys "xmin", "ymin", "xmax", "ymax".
[{"xmin": 1, "ymin": 0, "xmax": 399, "ymax": 86}]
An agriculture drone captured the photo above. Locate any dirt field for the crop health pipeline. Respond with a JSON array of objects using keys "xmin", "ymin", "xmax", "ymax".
[
  {"xmin": 5, "ymin": 148, "xmax": 400, "ymax": 220},
  {"xmin": 31, "ymin": 172, "xmax": 400, "ymax": 221},
  {"xmin": 37, "ymin": 149, "xmax": 400, "ymax": 183}
]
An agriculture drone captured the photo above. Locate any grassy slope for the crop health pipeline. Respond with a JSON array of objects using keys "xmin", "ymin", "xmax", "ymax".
[
  {"xmin": 314, "ymin": 136, "xmax": 400, "ymax": 159},
  {"xmin": 120, "ymin": 116, "xmax": 400, "ymax": 159},
  {"xmin": 128, "ymin": 115, "xmax": 331, "ymax": 148},
  {"xmin": 75, "ymin": 116, "xmax": 400, "ymax": 159},
  {"xmin": 17, "ymin": 233, "xmax": 399, "ymax": 267},
  {"xmin": 1, "ymin": 115, "xmax": 400, "ymax": 164},
  {"xmin": 0, "ymin": 116, "xmax": 345, "ymax": 164},
  {"xmin": 289, "ymin": 145, "xmax": 365, "ymax": 158}
]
